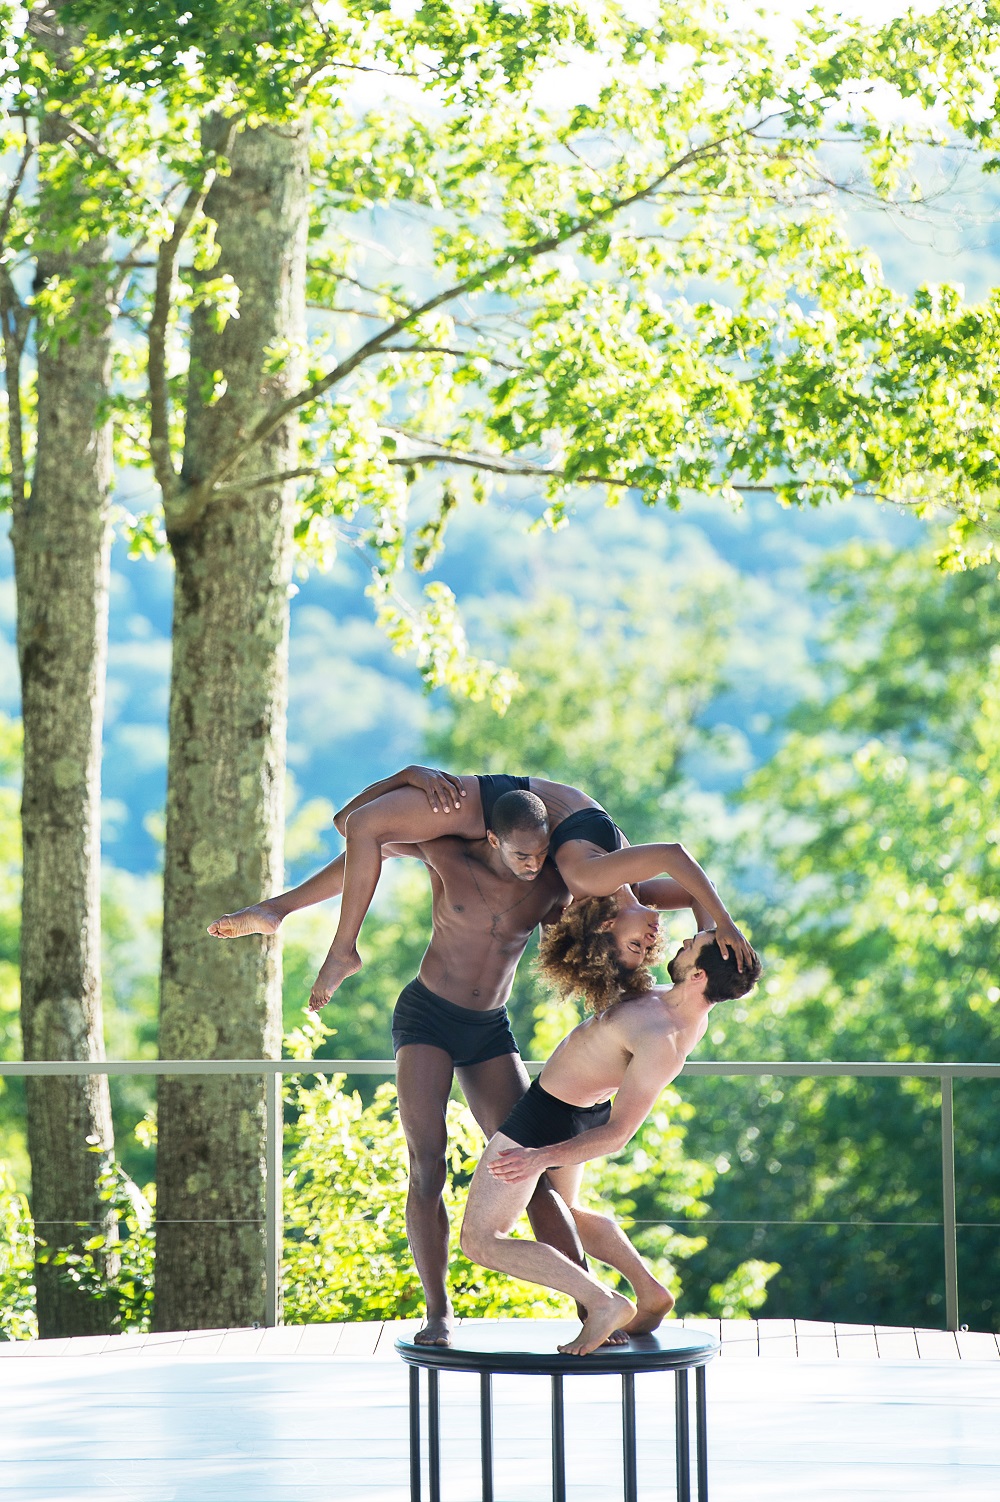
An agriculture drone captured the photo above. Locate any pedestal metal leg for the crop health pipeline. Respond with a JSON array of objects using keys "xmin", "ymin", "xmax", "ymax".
[
  {"xmin": 551, "ymin": 1373, "xmax": 566, "ymax": 1502},
  {"xmin": 409, "ymin": 1366, "xmax": 421, "ymax": 1502},
  {"xmin": 622, "ymin": 1371, "xmax": 638, "ymax": 1502},
  {"xmin": 675, "ymin": 1368, "xmax": 691, "ymax": 1502},
  {"xmin": 428, "ymin": 1368, "xmax": 441, "ymax": 1502},
  {"xmin": 696, "ymin": 1365, "xmax": 709, "ymax": 1502},
  {"xmin": 480, "ymin": 1372, "xmax": 494, "ymax": 1502}
]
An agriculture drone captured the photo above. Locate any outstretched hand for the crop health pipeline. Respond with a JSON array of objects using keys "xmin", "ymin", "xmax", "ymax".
[
  {"xmin": 713, "ymin": 918, "xmax": 756, "ymax": 973},
  {"xmin": 405, "ymin": 765, "xmax": 466, "ymax": 814},
  {"xmin": 487, "ymin": 1145, "xmax": 545, "ymax": 1185}
]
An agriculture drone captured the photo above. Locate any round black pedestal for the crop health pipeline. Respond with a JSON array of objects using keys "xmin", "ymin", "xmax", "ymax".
[{"xmin": 396, "ymin": 1318, "xmax": 717, "ymax": 1502}]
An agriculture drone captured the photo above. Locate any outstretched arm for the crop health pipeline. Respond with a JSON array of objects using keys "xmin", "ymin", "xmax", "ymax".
[
  {"xmin": 632, "ymin": 877, "xmax": 714, "ymax": 933},
  {"xmin": 333, "ymin": 764, "xmax": 469, "ymax": 835},
  {"xmin": 556, "ymin": 840, "xmax": 753, "ymax": 970}
]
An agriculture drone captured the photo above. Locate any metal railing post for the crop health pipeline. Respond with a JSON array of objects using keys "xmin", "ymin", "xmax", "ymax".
[
  {"xmin": 265, "ymin": 1069, "xmax": 282, "ymax": 1327},
  {"xmin": 940, "ymin": 1073, "xmax": 959, "ymax": 1332}
]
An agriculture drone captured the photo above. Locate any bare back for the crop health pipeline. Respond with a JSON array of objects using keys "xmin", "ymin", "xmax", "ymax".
[{"xmin": 397, "ymin": 836, "xmax": 568, "ymax": 1009}]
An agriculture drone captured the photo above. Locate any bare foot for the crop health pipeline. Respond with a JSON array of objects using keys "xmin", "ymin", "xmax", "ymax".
[
  {"xmin": 578, "ymin": 1301, "xmax": 627, "ymax": 1345},
  {"xmin": 307, "ymin": 947, "xmax": 363, "ymax": 1011},
  {"xmin": 558, "ymin": 1292, "xmax": 635, "ymax": 1357},
  {"xmin": 604, "ymin": 1326, "xmax": 630, "ymax": 1346},
  {"xmin": 207, "ymin": 902, "xmax": 282, "ymax": 939},
  {"xmin": 624, "ymin": 1287, "xmax": 675, "ymax": 1337},
  {"xmin": 413, "ymin": 1313, "xmax": 452, "ymax": 1347}
]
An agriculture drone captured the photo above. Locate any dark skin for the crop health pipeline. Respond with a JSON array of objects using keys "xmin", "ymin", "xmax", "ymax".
[
  {"xmin": 319, "ymin": 825, "xmax": 587, "ymax": 1348},
  {"xmin": 310, "ymin": 770, "xmax": 754, "ymax": 1002}
]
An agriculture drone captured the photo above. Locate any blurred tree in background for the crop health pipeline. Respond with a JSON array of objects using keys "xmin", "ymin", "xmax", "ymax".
[{"xmin": 679, "ymin": 542, "xmax": 1000, "ymax": 1330}]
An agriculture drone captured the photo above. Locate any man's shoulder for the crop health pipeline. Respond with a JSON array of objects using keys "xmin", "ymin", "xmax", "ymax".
[{"xmin": 613, "ymin": 989, "xmax": 681, "ymax": 1044}]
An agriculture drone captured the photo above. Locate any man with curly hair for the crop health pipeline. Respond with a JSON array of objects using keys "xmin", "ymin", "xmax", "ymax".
[{"xmin": 460, "ymin": 894, "xmax": 762, "ymax": 1356}]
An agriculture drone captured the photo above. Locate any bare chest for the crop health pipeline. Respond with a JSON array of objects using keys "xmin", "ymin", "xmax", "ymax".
[{"xmin": 431, "ymin": 853, "xmax": 560, "ymax": 943}]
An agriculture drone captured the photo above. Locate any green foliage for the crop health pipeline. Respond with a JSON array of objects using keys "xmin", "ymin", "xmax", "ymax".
[
  {"xmin": 34, "ymin": 1149, "xmax": 156, "ymax": 1333},
  {"xmin": 0, "ymin": 1141, "xmax": 156, "ymax": 1338},
  {"xmin": 282, "ymin": 1074, "xmax": 571, "ymax": 1323},
  {"xmin": 679, "ymin": 538, "xmax": 1000, "ymax": 1329},
  {"xmin": 7, "ymin": 0, "xmax": 1000, "ymax": 688},
  {"xmin": 707, "ymin": 1259, "xmax": 781, "ymax": 1321},
  {"xmin": 0, "ymin": 1162, "xmax": 36, "ymax": 1340},
  {"xmin": 427, "ymin": 583, "xmax": 728, "ymax": 846}
]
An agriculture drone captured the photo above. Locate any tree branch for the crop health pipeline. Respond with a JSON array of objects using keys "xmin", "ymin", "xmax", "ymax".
[
  {"xmin": 0, "ymin": 267, "xmax": 29, "ymax": 524},
  {"xmin": 147, "ymin": 117, "xmax": 242, "ymax": 503},
  {"xmin": 0, "ymin": 138, "xmax": 33, "ymax": 253},
  {"xmin": 202, "ymin": 129, "xmax": 744, "ymax": 492}
]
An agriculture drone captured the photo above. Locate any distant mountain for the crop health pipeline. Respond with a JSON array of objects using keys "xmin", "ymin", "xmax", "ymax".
[{"xmin": 0, "ymin": 489, "xmax": 922, "ymax": 877}]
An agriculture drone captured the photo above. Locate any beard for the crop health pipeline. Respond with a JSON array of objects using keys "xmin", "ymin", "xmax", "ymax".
[{"xmin": 666, "ymin": 952, "xmax": 685, "ymax": 983}]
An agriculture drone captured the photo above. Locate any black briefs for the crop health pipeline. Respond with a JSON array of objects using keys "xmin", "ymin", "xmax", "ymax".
[
  {"xmin": 477, "ymin": 773, "xmax": 531, "ymax": 832},
  {"xmin": 548, "ymin": 805, "xmax": 624, "ymax": 855},
  {"xmin": 498, "ymin": 1076, "xmax": 612, "ymax": 1149},
  {"xmin": 392, "ymin": 976, "xmax": 520, "ymax": 1068}
]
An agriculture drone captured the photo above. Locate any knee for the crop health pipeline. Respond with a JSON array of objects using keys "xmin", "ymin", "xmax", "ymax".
[
  {"xmin": 407, "ymin": 1151, "xmax": 447, "ymax": 1199},
  {"xmin": 459, "ymin": 1216, "xmax": 494, "ymax": 1266}
]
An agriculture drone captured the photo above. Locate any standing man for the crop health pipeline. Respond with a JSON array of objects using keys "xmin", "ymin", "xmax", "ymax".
[{"xmin": 460, "ymin": 896, "xmax": 762, "ymax": 1355}]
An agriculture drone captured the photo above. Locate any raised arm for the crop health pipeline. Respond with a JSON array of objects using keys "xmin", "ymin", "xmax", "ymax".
[
  {"xmin": 555, "ymin": 840, "xmax": 754, "ymax": 970},
  {"xmin": 632, "ymin": 876, "xmax": 715, "ymax": 933},
  {"xmin": 333, "ymin": 764, "xmax": 468, "ymax": 835}
]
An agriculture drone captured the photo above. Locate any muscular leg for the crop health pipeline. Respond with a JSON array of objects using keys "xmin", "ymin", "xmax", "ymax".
[
  {"xmin": 396, "ymin": 1044, "xmax": 459, "ymax": 1346},
  {"xmin": 460, "ymin": 1136, "xmax": 635, "ymax": 1357},
  {"xmin": 458, "ymin": 1053, "xmax": 629, "ymax": 1339},
  {"xmin": 318, "ymin": 788, "xmax": 486, "ymax": 997},
  {"xmin": 550, "ymin": 1165, "xmax": 674, "ymax": 1335},
  {"xmin": 458, "ymin": 1053, "xmax": 587, "ymax": 1268},
  {"xmin": 207, "ymin": 854, "xmax": 348, "ymax": 938}
]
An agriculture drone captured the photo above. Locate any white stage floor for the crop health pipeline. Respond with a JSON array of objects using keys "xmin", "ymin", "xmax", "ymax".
[{"xmin": 2, "ymin": 1317, "xmax": 998, "ymax": 1501}]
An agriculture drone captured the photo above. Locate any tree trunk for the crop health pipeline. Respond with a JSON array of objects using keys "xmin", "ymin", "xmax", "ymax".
[
  {"xmin": 153, "ymin": 118, "xmax": 309, "ymax": 1331},
  {"xmin": 12, "ymin": 7, "xmax": 116, "ymax": 1337}
]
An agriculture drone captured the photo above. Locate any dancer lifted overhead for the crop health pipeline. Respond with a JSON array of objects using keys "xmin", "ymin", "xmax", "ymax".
[
  {"xmin": 461, "ymin": 894, "xmax": 763, "ymax": 1356},
  {"xmin": 210, "ymin": 764, "xmax": 754, "ymax": 1008}
]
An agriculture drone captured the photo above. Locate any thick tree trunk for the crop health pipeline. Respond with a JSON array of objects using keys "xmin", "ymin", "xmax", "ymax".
[
  {"xmin": 12, "ymin": 13, "xmax": 117, "ymax": 1335},
  {"xmin": 153, "ymin": 118, "xmax": 309, "ymax": 1331}
]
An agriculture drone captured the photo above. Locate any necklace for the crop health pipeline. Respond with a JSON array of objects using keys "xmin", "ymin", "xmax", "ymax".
[{"xmin": 462, "ymin": 850, "xmax": 537, "ymax": 938}]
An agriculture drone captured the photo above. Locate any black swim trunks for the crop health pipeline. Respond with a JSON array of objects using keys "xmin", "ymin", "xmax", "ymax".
[
  {"xmin": 548, "ymin": 805, "xmax": 624, "ymax": 855},
  {"xmin": 477, "ymin": 773, "xmax": 530, "ymax": 832},
  {"xmin": 392, "ymin": 976, "xmax": 520, "ymax": 1068},
  {"xmin": 498, "ymin": 1076, "xmax": 612, "ymax": 1149}
]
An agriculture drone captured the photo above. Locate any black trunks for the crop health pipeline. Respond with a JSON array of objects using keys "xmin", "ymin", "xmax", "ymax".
[
  {"xmin": 498, "ymin": 1076, "xmax": 612, "ymax": 1149},
  {"xmin": 392, "ymin": 976, "xmax": 520, "ymax": 1068},
  {"xmin": 477, "ymin": 773, "xmax": 530, "ymax": 832},
  {"xmin": 548, "ymin": 805, "xmax": 624, "ymax": 855}
]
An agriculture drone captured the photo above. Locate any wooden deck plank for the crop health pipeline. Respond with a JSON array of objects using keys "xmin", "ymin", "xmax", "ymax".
[
  {"xmin": 256, "ymin": 1325, "xmax": 305, "ymax": 1356},
  {"xmin": 835, "ymin": 1323, "xmax": 880, "ymax": 1360},
  {"xmin": 914, "ymin": 1327, "xmax": 961, "ymax": 1360},
  {"xmin": 874, "ymin": 1325, "xmax": 920, "ymax": 1360},
  {"xmin": 718, "ymin": 1318, "xmax": 758, "ymax": 1357},
  {"xmin": 294, "ymin": 1321, "xmax": 346, "ymax": 1355},
  {"xmin": 756, "ymin": 1317, "xmax": 798, "ymax": 1358},
  {"xmin": 955, "ymin": 1328, "xmax": 1000, "ymax": 1360},
  {"xmin": 794, "ymin": 1318, "xmax": 839, "ymax": 1360},
  {"xmin": 331, "ymin": 1319, "xmax": 384, "ymax": 1357},
  {"xmin": 2, "ymin": 1321, "xmax": 1000, "ymax": 1501}
]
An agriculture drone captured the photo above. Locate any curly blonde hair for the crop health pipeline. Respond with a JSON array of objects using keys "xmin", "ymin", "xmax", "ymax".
[{"xmin": 537, "ymin": 894, "xmax": 660, "ymax": 1016}]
